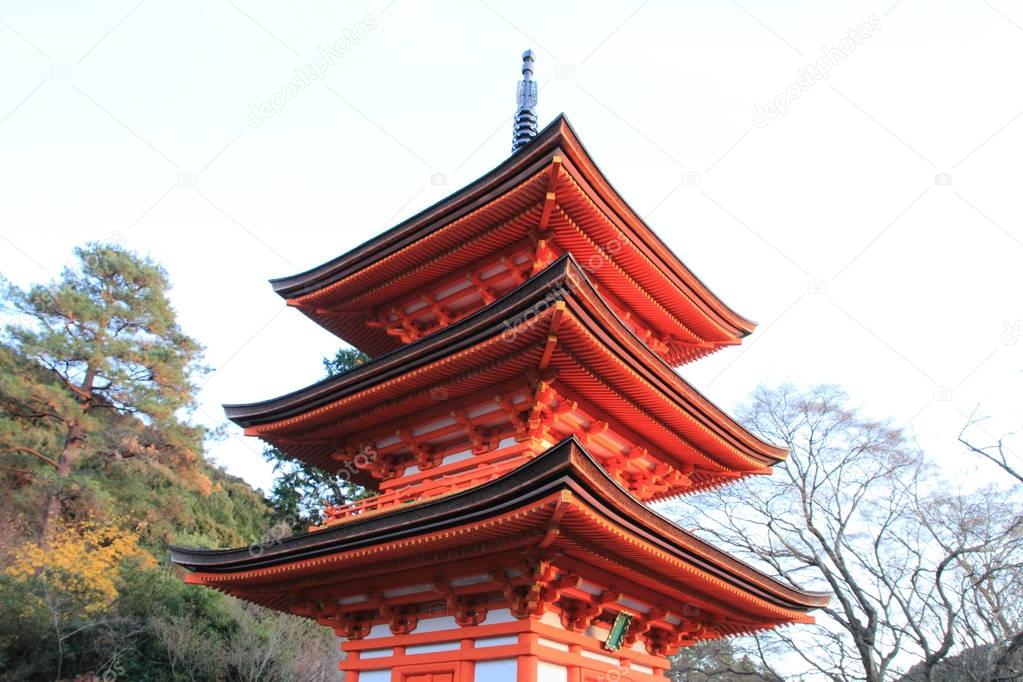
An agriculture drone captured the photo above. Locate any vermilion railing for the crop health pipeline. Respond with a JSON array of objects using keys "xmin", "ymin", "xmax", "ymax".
[{"xmin": 314, "ymin": 454, "xmax": 531, "ymax": 529}]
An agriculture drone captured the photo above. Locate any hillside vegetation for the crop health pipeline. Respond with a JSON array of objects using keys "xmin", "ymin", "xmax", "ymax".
[{"xmin": 0, "ymin": 244, "xmax": 338, "ymax": 681}]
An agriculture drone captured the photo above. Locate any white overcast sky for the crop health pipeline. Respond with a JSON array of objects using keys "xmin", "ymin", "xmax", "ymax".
[{"xmin": 1, "ymin": 0, "xmax": 1021, "ymax": 493}]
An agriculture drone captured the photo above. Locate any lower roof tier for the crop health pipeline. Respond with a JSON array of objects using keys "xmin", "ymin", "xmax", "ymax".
[
  {"xmin": 225, "ymin": 256, "xmax": 786, "ymax": 493},
  {"xmin": 170, "ymin": 438, "xmax": 827, "ymax": 652}
]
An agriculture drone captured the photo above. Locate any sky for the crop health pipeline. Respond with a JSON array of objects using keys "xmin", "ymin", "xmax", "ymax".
[{"xmin": 1, "ymin": 0, "xmax": 1021, "ymax": 494}]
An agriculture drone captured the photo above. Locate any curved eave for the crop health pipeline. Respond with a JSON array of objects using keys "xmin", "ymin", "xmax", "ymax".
[
  {"xmin": 227, "ymin": 255, "xmax": 785, "ymax": 466},
  {"xmin": 170, "ymin": 437, "xmax": 827, "ymax": 614},
  {"xmin": 551, "ymin": 116, "xmax": 756, "ymax": 337},
  {"xmin": 269, "ymin": 114, "xmax": 755, "ymax": 340},
  {"xmin": 225, "ymin": 255, "xmax": 580, "ymax": 424}
]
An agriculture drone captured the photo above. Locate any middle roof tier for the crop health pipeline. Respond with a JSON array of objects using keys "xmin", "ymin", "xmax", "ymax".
[{"xmin": 227, "ymin": 256, "xmax": 785, "ymax": 501}]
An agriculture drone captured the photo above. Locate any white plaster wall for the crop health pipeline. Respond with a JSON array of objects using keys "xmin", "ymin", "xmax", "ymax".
[
  {"xmin": 474, "ymin": 658, "xmax": 518, "ymax": 682},
  {"xmin": 405, "ymin": 641, "xmax": 461, "ymax": 655},
  {"xmin": 476, "ymin": 635, "xmax": 519, "ymax": 647},
  {"xmin": 538, "ymin": 660, "xmax": 569, "ymax": 682},
  {"xmin": 485, "ymin": 607, "xmax": 516, "ymax": 624},
  {"xmin": 415, "ymin": 615, "xmax": 460, "ymax": 632},
  {"xmin": 539, "ymin": 610, "xmax": 562, "ymax": 628},
  {"xmin": 537, "ymin": 637, "xmax": 569, "ymax": 651},
  {"xmin": 365, "ymin": 623, "xmax": 393, "ymax": 639}
]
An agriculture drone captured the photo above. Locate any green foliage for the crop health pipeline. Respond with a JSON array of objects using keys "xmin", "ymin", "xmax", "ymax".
[
  {"xmin": 0, "ymin": 242, "xmax": 211, "ymax": 541},
  {"xmin": 264, "ymin": 346, "xmax": 370, "ymax": 529},
  {"xmin": 3, "ymin": 241, "xmax": 203, "ymax": 421},
  {"xmin": 322, "ymin": 346, "xmax": 369, "ymax": 377},
  {"xmin": 0, "ymin": 574, "xmax": 52, "ymax": 678},
  {"xmin": 0, "ymin": 343, "xmax": 69, "ymax": 474},
  {"xmin": 0, "ymin": 557, "xmax": 338, "ymax": 681},
  {"xmin": 0, "ymin": 243, "xmax": 338, "ymax": 680}
]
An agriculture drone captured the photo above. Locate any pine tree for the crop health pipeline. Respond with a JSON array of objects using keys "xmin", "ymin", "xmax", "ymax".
[{"xmin": 0, "ymin": 242, "xmax": 205, "ymax": 542}]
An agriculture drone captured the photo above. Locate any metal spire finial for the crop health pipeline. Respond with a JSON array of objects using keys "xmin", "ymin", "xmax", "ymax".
[{"xmin": 512, "ymin": 49, "xmax": 538, "ymax": 153}]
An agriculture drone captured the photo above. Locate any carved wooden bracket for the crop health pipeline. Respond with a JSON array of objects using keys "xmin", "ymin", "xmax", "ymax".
[
  {"xmin": 559, "ymin": 596, "xmax": 602, "ymax": 632},
  {"xmin": 381, "ymin": 604, "xmax": 420, "ymax": 635}
]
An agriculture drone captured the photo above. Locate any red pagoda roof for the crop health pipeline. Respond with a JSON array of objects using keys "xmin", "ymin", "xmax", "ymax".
[
  {"xmin": 225, "ymin": 256, "xmax": 785, "ymax": 494},
  {"xmin": 270, "ymin": 115, "xmax": 755, "ymax": 367},
  {"xmin": 175, "ymin": 95, "xmax": 828, "ymax": 658},
  {"xmin": 170, "ymin": 437, "xmax": 827, "ymax": 630}
]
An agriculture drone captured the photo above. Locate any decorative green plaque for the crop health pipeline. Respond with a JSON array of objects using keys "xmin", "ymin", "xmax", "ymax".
[{"xmin": 604, "ymin": 611, "xmax": 634, "ymax": 651}]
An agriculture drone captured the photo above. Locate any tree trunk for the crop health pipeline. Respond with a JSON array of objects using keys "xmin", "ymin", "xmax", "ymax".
[{"xmin": 39, "ymin": 422, "xmax": 83, "ymax": 544}]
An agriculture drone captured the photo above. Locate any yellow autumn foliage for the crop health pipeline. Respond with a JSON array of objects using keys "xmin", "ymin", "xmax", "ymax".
[{"xmin": 5, "ymin": 522, "xmax": 155, "ymax": 613}]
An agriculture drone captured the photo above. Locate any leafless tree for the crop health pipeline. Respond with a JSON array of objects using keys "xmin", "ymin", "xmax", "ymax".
[
  {"xmin": 152, "ymin": 615, "xmax": 228, "ymax": 681},
  {"xmin": 959, "ymin": 413, "xmax": 1023, "ymax": 486},
  {"xmin": 153, "ymin": 598, "xmax": 340, "ymax": 681},
  {"xmin": 944, "ymin": 416, "xmax": 1023, "ymax": 681},
  {"xmin": 664, "ymin": 385, "xmax": 1023, "ymax": 682},
  {"xmin": 669, "ymin": 637, "xmax": 785, "ymax": 681}
]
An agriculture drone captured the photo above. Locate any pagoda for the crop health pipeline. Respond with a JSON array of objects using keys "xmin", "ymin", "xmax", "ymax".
[{"xmin": 172, "ymin": 51, "xmax": 826, "ymax": 681}]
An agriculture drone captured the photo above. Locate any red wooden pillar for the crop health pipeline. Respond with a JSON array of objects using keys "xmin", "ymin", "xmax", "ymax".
[
  {"xmin": 518, "ymin": 632, "xmax": 538, "ymax": 682},
  {"xmin": 343, "ymin": 649, "xmax": 359, "ymax": 682},
  {"xmin": 459, "ymin": 638, "xmax": 475, "ymax": 681},
  {"xmin": 567, "ymin": 643, "xmax": 582, "ymax": 682}
]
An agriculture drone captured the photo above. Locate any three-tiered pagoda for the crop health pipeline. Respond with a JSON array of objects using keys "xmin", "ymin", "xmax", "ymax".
[{"xmin": 172, "ymin": 51, "xmax": 826, "ymax": 681}]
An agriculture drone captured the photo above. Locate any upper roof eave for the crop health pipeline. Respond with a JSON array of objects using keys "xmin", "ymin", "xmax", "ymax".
[
  {"xmin": 267, "ymin": 115, "xmax": 571, "ymax": 297},
  {"xmin": 268, "ymin": 114, "xmax": 755, "ymax": 338}
]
